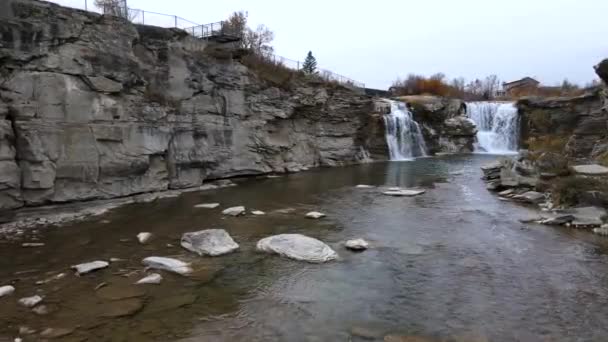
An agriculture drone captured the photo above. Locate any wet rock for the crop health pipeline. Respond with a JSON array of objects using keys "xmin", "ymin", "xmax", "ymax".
[
  {"xmin": 72, "ymin": 261, "xmax": 109, "ymax": 275},
  {"xmin": 498, "ymin": 189, "xmax": 515, "ymax": 197},
  {"xmin": 142, "ymin": 257, "xmax": 192, "ymax": 275},
  {"xmin": 40, "ymin": 328, "xmax": 75, "ymax": 339},
  {"xmin": 96, "ymin": 284, "xmax": 146, "ymax": 300},
  {"xmin": 181, "ymin": 229, "xmax": 239, "ymax": 257},
  {"xmin": 350, "ymin": 326, "xmax": 384, "ymax": 339},
  {"xmin": 519, "ymin": 216, "xmax": 543, "ymax": 224},
  {"xmin": 345, "ymin": 239, "xmax": 369, "ymax": 251},
  {"xmin": 19, "ymin": 326, "xmax": 36, "ymax": 335},
  {"xmin": 21, "ymin": 242, "xmax": 45, "ymax": 248},
  {"xmin": 32, "ymin": 305, "xmax": 50, "ymax": 315},
  {"xmin": 0, "ymin": 285, "xmax": 15, "ymax": 298},
  {"xmin": 540, "ymin": 215, "xmax": 576, "ymax": 226},
  {"xmin": 257, "ymin": 234, "xmax": 338, "ymax": 263},
  {"xmin": 145, "ymin": 293, "xmax": 197, "ymax": 314},
  {"xmin": 383, "ymin": 189, "xmax": 426, "ymax": 197},
  {"xmin": 512, "ymin": 191, "xmax": 545, "ymax": 204},
  {"xmin": 571, "ymin": 164, "xmax": 608, "ymax": 176},
  {"xmin": 274, "ymin": 208, "xmax": 297, "ymax": 214},
  {"xmin": 569, "ymin": 206, "xmax": 606, "ymax": 228},
  {"xmin": 194, "ymin": 203, "xmax": 220, "ymax": 209},
  {"xmin": 135, "ymin": 273, "xmax": 163, "ymax": 285},
  {"xmin": 251, "ymin": 210, "xmax": 266, "ymax": 216},
  {"xmin": 306, "ymin": 211, "xmax": 326, "ymax": 219},
  {"xmin": 137, "ymin": 232, "xmax": 152, "ymax": 244},
  {"xmin": 222, "ymin": 206, "xmax": 246, "ymax": 217},
  {"xmin": 356, "ymin": 185, "xmax": 375, "ymax": 189},
  {"xmin": 98, "ymin": 298, "xmax": 144, "ymax": 318},
  {"xmin": 18, "ymin": 295, "xmax": 43, "ymax": 308},
  {"xmin": 593, "ymin": 225, "xmax": 608, "ymax": 236}
]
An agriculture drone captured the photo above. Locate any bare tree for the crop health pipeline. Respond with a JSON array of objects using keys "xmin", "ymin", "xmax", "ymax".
[
  {"xmin": 481, "ymin": 74, "xmax": 500, "ymax": 100},
  {"xmin": 224, "ymin": 11, "xmax": 248, "ymax": 47},
  {"xmin": 244, "ymin": 25, "xmax": 274, "ymax": 55}
]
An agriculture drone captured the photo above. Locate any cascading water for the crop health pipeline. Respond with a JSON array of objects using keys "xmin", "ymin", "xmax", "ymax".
[
  {"xmin": 383, "ymin": 100, "xmax": 428, "ymax": 161},
  {"xmin": 466, "ymin": 102, "xmax": 520, "ymax": 154}
]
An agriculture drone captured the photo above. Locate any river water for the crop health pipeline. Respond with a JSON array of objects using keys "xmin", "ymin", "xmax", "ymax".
[{"xmin": 2, "ymin": 155, "xmax": 608, "ymax": 341}]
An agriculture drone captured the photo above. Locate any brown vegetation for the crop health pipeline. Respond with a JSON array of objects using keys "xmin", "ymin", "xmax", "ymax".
[
  {"xmin": 552, "ymin": 176, "xmax": 608, "ymax": 207},
  {"xmin": 525, "ymin": 135, "xmax": 570, "ymax": 153},
  {"xmin": 391, "ymin": 73, "xmax": 499, "ymax": 100}
]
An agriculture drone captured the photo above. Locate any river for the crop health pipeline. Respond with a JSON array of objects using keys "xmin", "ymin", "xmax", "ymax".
[{"xmin": 1, "ymin": 155, "xmax": 608, "ymax": 341}]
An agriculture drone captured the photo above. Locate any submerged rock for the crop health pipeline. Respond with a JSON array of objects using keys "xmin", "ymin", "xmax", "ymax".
[
  {"xmin": 0, "ymin": 285, "xmax": 15, "ymax": 298},
  {"xmin": 96, "ymin": 284, "xmax": 146, "ymax": 301},
  {"xmin": 194, "ymin": 203, "xmax": 220, "ymax": 209},
  {"xmin": 383, "ymin": 189, "xmax": 426, "ymax": 197},
  {"xmin": 137, "ymin": 232, "xmax": 152, "ymax": 244},
  {"xmin": 40, "ymin": 328, "xmax": 75, "ymax": 339},
  {"xmin": 142, "ymin": 257, "xmax": 192, "ymax": 275},
  {"xmin": 306, "ymin": 211, "xmax": 326, "ymax": 219},
  {"xmin": 135, "ymin": 273, "xmax": 163, "ymax": 285},
  {"xmin": 256, "ymin": 234, "xmax": 338, "ymax": 263},
  {"xmin": 345, "ymin": 239, "xmax": 369, "ymax": 251},
  {"xmin": 99, "ymin": 298, "xmax": 144, "ymax": 318},
  {"xmin": 181, "ymin": 229, "xmax": 239, "ymax": 257},
  {"xmin": 71, "ymin": 261, "xmax": 109, "ymax": 275},
  {"xmin": 18, "ymin": 295, "xmax": 43, "ymax": 308},
  {"xmin": 222, "ymin": 206, "xmax": 246, "ymax": 217}
]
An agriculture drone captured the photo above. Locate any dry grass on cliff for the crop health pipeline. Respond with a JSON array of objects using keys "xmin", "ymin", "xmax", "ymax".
[
  {"xmin": 526, "ymin": 135, "xmax": 570, "ymax": 153},
  {"xmin": 552, "ymin": 176, "xmax": 608, "ymax": 207},
  {"xmin": 241, "ymin": 53, "xmax": 298, "ymax": 88}
]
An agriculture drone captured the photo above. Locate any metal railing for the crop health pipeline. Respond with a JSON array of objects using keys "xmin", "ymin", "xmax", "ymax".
[{"xmin": 46, "ymin": 0, "xmax": 365, "ymax": 89}]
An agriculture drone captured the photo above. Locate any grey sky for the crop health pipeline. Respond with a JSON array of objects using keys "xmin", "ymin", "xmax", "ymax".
[{"xmin": 51, "ymin": 0, "xmax": 608, "ymax": 89}]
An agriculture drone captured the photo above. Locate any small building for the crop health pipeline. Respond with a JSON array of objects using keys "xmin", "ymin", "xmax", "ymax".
[{"xmin": 500, "ymin": 77, "xmax": 540, "ymax": 97}]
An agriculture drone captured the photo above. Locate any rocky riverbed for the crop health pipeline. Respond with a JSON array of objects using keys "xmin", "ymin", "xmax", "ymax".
[{"xmin": 2, "ymin": 155, "xmax": 608, "ymax": 341}]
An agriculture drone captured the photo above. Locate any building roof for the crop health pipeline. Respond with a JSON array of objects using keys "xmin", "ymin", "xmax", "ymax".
[{"xmin": 503, "ymin": 77, "xmax": 540, "ymax": 87}]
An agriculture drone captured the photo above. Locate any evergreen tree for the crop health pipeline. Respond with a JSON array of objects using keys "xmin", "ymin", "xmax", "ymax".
[{"xmin": 302, "ymin": 51, "xmax": 317, "ymax": 74}]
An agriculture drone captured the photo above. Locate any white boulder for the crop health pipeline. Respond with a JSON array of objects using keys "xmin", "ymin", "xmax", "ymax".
[
  {"xmin": 222, "ymin": 206, "xmax": 246, "ymax": 217},
  {"xmin": 181, "ymin": 229, "xmax": 239, "ymax": 257},
  {"xmin": 194, "ymin": 203, "xmax": 220, "ymax": 209},
  {"xmin": 71, "ymin": 261, "xmax": 109, "ymax": 275},
  {"xmin": 137, "ymin": 232, "xmax": 152, "ymax": 244},
  {"xmin": 256, "ymin": 234, "xmax": 338, "ymax": 263},
  {"xmin": 251, "ymin": 210, "xmax": 266, "ymax": 216},
  {"xmin": 142, "ymin": 257, "xmax": 192, "ymax": 275},
  {"xmin": 306, "ymin": 211, "xmax": 326, "ymax": 219},
  {"xmin": 0, "ymin": 285, "xmax": 15, "ymax": 298},
  {"xmin": 135, "ymin": 273, "xmax": 163, "ymax": 285},
  {"xmin": 345, "ymin": 239, "xmax": 369, "ymax": 251},
  {"xmin": 18, "ymin": 295, "xmax": 43, "ymax": 308},
  {"xmin": 356, "ymin": 185, "xmax": 374, "ymax": 189}
]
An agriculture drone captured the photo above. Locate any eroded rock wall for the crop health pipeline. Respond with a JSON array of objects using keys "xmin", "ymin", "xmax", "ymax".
[{"xmin": 0, "ymin": 0, "xmax": 380, "ymax": 211}]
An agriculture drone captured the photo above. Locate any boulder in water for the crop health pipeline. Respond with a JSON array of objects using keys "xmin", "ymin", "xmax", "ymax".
[
  {"xmin": 222, "ymin": 206, "xmax": 246, "ymax": 217},
  {"xmin": 251, "ymin": 210, "xmax": 266, "ymax": 216},
  {"xmin": 383, "ymin": 189, "xmax": 426, "ymax": 197},
  {"xmin": 512, "ymin": 191, "xmax": 545, "ymax": 204},
  {"xmin": 256, "ymin": 234, "xmax": 338, "ymax": 263},
  {"xmin": 71, "ymin": 261, "xmax": 109, "ymax": 275},
  {"xmin": 142, "ymin": 257, "xmax": 192, "ymax": 275},
  {"xmin": 18, "ymin": 295, "xmax": 43, "ymax": 308},
  {"xmin": 356, "ymin": 185, "xmax": 375, "ymax": 189},
  {"xmin": 180, "ymin": 229, "xmax": 239, "ymax": 256},
  {"xmin": 306, "ymin": 211, "xmax": 326, "ymax": 219},
  {"xmin": 137, "ymin": 232, "xmax": 152, "ymax": 244},
  {"xmin": 135, "ymin": 273, "xmax": 163, "ymax": 285},
  {"xmin": 0, "ymin": 285, "xmax": 15, "ymax": 298},
  {"xmin": 345, "ymin": 239, "xmax": 369, "ymax": 251}
]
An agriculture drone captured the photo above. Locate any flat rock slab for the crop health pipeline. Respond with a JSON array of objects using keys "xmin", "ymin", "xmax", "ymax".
[
  {"xmin": 72, "ymin": 261, "xmax": 109, "ymax": 275},
  {"xmin": 257, "ymin": 234, "xmax": 338, "ymax": 263},
  {"xmin": 194, "ymin": 203, "xmax": 220, "ymax": 209},
  {"xmin": 567, "ymin": 206, "xmax": 606, "ymax": 228},
  {"xmin": 383, "ymin": 189, "xmax": 426, "ymax": 197},
  {"xmin": 98, "ymin": 298, "xmax": 144, "ymax": 318},
  {"xmin": 96, "ymin": 284, "xmax": 146, "ymax": 301},
  {"xmin": 181, "ymin": 229, "xmax": 239, "ymax": 257},
  {"xmin": 571, "ymin": 164, "xmax": 608, "ymax": 176},
  {"xmin": 135, "ymin": 273, "xmax": 163, "ymax": 285},
  {"xmin": 222, "ymin": 206, "xmax": 246, "ymax": 217},
  {"xmin": 142, "ymin": 257, "xmax": 192, "ymax": 275},
  {"xmin": 0, "ymin": 285, "xmax": 15, "ymax": 298},
  {"xmin": 144, "ymin": 293, "xmax": 198, "ymax": 315},
  {"xmin": 593, "ymin": 227, "xmax": 608, "ymax": 236},
  {"xmin": 513, "ymin": 191, "xmax": 545, "ymax": 204}
]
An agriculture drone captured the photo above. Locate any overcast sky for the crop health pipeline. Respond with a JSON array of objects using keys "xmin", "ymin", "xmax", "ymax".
[{"xmin": 50, "ymin": 0, "xmax": 608, "ymax": 89}]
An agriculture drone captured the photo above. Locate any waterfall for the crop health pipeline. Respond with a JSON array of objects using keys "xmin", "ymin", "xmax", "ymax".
[
  {"xmin": 466, "ymin": 102, "xmax": 519, "ymax": 154},
  {"xmin": 383, "ymin": 100, "xmax": 428, "ymax": 161}
]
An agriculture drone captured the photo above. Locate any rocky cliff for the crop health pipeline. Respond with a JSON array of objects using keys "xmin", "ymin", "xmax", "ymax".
[{"xmin": 0, "ymin": 0, "xmax": 381, "ymax": 212}]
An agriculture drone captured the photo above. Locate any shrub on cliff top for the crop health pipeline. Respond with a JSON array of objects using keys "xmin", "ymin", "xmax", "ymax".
[{"xmin": 552, "ymin": 176, "xmax": 608, "ymax": 207}]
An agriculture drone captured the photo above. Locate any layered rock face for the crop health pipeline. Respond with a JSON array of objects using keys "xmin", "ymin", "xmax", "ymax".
[
  {"xmin": 400, "ymin": 96, "xmax": 476, "ymax": 154},
  {"xmin": 0, "ymin": 0, "xmax": 378, "ymax": 211},
  {"xmin": 517, "ymin": 91, "xmax": 605, "ymax": 161}
]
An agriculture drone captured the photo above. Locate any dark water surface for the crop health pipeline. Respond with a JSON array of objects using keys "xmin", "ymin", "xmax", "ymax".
[{"xmin": 2, "ymin": 155, "xmax": 608, "ymax": 341}]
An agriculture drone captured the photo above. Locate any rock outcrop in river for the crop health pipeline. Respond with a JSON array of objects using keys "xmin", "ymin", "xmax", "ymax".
[{"xmin": 0, "ymin": 0, "xmax": 382, "ymax": 213}]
